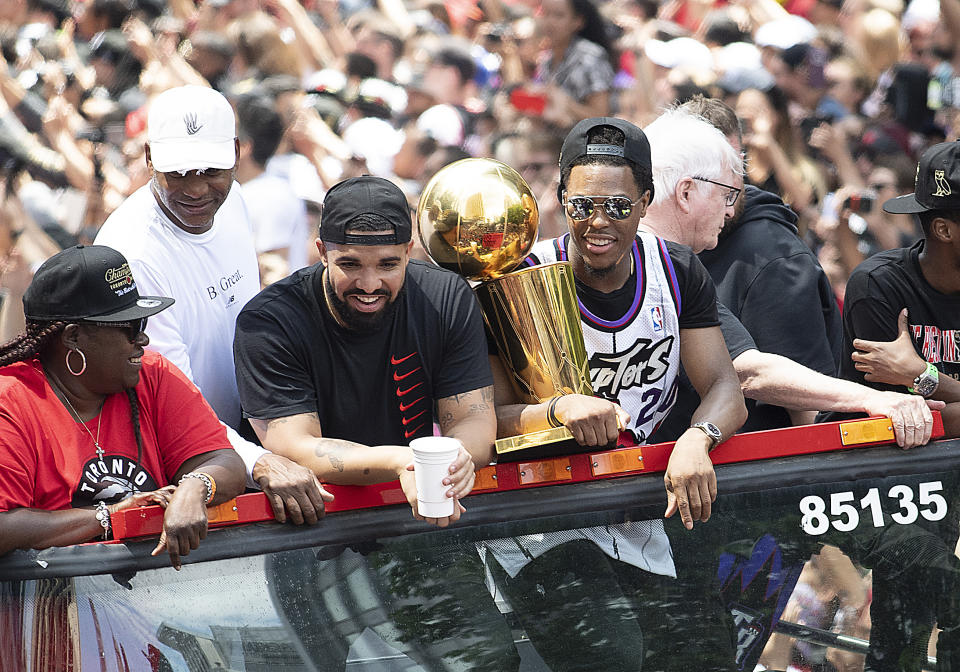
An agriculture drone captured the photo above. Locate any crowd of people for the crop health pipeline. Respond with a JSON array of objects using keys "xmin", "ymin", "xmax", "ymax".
[
  {"xmin": 0, "ymin": 0, "xmax": 958, "ymax": 295},
  {"xmin": 1, "ymin": 0, "xmax": 960, "ymax": 669}
]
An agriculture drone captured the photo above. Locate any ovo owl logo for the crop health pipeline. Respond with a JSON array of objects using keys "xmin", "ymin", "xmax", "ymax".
[{"xmin": 933, "ymin": 169, "xmax": 953, "ymax": 197}]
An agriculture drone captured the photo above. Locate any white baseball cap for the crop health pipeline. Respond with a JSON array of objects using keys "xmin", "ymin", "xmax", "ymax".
[
  {"xmin": 644, "ymin": 37, "xmax": 714, "ymax": 71},
  {"xmin": 147, "ymin": 86, "xmax": 237, "ymax": 173}
]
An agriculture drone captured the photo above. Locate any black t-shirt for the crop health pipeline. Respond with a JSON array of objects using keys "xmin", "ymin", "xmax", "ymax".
[
  {"xmin": 234, "ymin": 260, "xmax": 493, "ymax": 446},
  {"xmin": 841, "ymin": 239, "xmax": 960, "ymax": 390},
  {"xmin": 648, "ymin": 302, "xmax": 757, "ymax": 443}
]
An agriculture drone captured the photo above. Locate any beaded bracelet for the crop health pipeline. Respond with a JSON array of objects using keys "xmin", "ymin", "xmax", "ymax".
[
  {"xmin": 179, "ymin": 471, "xmax": 217, "ymax": 505},
  {"xmin": 94, "ymin": 501, "xmax": 112, "ymax": 540}
]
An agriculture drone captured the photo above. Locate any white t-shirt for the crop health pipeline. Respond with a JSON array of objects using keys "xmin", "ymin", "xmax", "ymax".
[
  {"xmin": 242, "ymin": 172, "xmax": 310, "ymax": 272},
  {"xmin": 95, "ymin": 182, "xmax": 267, "ymax": 480}
]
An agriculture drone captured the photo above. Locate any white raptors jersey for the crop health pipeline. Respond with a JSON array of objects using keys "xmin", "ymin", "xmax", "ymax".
[
  {"xmin": 523, "ymin": 231, "xmax": 683, "ymax": 443},
  {"xmin": 481, "ymin": 232, "xmax": 686, "ymax": 580}
]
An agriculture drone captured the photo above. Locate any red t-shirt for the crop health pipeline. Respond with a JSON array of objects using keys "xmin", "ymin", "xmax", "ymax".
[{"xmin": 0, "ymin": 351, "xmax": 231, "ymax": 512}]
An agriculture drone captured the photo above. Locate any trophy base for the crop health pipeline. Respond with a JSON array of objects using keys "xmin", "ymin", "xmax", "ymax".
[
  {"xmin": 495, "ymin": 428, "xmax": 640, "ymax": 463},
  {"xmin": 495, "ymin": 427, "xmax": 588, "ymax": 462}
]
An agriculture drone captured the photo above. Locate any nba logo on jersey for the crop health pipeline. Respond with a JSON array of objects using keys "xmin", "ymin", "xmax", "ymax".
[{"xmin": 650, "ymin": 306, "xmax": 663, "ymax": 332}]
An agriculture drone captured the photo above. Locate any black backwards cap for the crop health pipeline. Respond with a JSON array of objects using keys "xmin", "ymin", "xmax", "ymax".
[
  {"xmin": 557, "ymin": 117, "xmax": 654, "ymax": 204},
  {"xmin": 23, "ymin": 245, "xmax": 174, "ymax": 322},
  {"xmin": 883, "ymin": 141, "xmax": 960, "ymax": 214},
  {"xmin": 320, "ymin": 176, "xmax": 412, "ymax": 245}
]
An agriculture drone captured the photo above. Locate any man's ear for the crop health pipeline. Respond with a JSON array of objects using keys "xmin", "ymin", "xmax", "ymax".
[
  {"xmin": 144, "ymin": 143, "xmax": 152, "ymax": 170},
  {"xmin": 675, "ymin": 178, "xmax": 695, "ymax": 214},
  {"xmin": 932, "ymin": 216, "xmax": 957, "ymax": 243},
  {"xmin": 635, "ymin": 191, "xmax": 651, "ymax": 219},
  {"xmin": 316, "ymin": 239, "xmax": 328, "ymax": 264}
]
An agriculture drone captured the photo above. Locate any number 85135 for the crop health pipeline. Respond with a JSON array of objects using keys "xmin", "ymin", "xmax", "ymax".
[{"xmin": 800, "ymin": 481, "xmax": 948, "ymax": 536}]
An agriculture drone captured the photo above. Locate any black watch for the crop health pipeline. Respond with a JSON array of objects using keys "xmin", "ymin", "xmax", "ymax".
[{"xmin": 692, "ymin": 421, "xmax": 723, "ymax": 451}]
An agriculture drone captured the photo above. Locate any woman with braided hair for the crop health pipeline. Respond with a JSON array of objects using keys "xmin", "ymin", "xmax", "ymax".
[{"xmin": 0, "ymin": 245, "xmax": 245, "ymax": 569}]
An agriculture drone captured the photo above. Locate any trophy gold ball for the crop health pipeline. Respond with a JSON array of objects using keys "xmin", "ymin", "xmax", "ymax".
[{"xmin": 417, "ymin": 158, "xmax": 539, "ymax": 281}]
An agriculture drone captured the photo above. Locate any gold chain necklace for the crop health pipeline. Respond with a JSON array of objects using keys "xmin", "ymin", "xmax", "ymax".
[{"xmin": 46, "ymin": 369, "xmax": 105, "ymax": 460}]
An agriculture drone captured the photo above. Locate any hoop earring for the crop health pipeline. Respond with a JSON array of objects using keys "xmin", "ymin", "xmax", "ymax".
[{"xmin": 66, "ymin": 349, "xmax": 87, "ymax": 376}]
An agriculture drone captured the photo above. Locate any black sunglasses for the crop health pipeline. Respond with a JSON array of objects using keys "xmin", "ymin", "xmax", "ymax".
[
  {"xmin": 692, "ymin": 177, "xmax": 742, "ymax": 207},
  {"xmin": 83, "ymin": 317, "xmax": 149, "ymax": 343},
  {"xmin": 563, "ymin": 195, "xmax": 644, "ymax": 221}
]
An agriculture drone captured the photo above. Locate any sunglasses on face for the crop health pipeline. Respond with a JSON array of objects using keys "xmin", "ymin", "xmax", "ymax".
[
  {"xmin": 692, "ymin": 177, "xmax": 742, "ymax": 207},
  {"xmin": 563, "ymin": 195, "xmax": 644, "ymax": 221},
  {"xmin": 84, "ymin": 317, "xmax": 149, "ymax": 342}
]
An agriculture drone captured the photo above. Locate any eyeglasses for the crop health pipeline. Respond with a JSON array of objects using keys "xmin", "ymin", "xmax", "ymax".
[
  {"xmin": 692, "ymin": 177, "xmax": 742, "ymax": 207},
  {"xmin": 563, "ymin": 195, "xmax": 644, "ymax": 221},
  {"xmin": 84, "ymin": 317, "xmax": 149, "ymax": 343}
]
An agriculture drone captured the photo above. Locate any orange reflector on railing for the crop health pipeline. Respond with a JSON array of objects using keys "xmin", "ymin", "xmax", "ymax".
[
  {"xmin": 475, "ymin": 465, "xmax": 499, "ymax": 491},
  {"xmin": 590, "ymin": 447, "xmax": 644, "ymax": 476},
  {"xmin": 839, "ymin": 418, "xmax": 895, "ymax": 446},
  {"xmin": 517, "ymin": 458, "xmax": 572, "ymax": 485},
  {"xmin": 206, "ymin": 498, "xmax": 240, "ymax": 524}
]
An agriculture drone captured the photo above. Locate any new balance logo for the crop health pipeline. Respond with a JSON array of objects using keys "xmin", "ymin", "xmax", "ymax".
[{"xmin": 184, "ymin": 113, "xmax": 203, "ymax": 135}]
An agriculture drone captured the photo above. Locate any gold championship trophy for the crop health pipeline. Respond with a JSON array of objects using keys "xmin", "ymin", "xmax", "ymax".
[{"xmin": 417, "ymin": 158, "xmax": 594, "ymax": 461}]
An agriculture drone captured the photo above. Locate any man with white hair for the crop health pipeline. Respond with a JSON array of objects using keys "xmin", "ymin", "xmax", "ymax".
[{"xmin": 643, "ymin": 106, "xmax": 940, "ymax": 450}]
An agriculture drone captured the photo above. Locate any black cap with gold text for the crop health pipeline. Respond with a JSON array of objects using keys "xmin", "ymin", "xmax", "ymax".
[{"xmin": 23, "ymin": 245, "xmax": 174, "ymax": 323}]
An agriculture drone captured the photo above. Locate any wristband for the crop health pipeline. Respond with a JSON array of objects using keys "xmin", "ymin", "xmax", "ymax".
[
  {"xmin": 94, "ymin": 501, "xmax": 112, "ymax": 540},
  {"xmin": 179, "ymin": 471, "xmax": 216, "ymax": 504},
  {"xmin": 546, "ymin": 396, "xmax": 564, "ymax": 428}
]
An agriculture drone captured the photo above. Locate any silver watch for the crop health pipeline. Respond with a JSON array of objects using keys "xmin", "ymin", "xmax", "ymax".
[
  {"xmin": 692, "ymin": 421, "xmax": 723, "ymax": 451},
  {"xmin": 911, "ymin": 362, "xmax": 940, "ymax": 398}
]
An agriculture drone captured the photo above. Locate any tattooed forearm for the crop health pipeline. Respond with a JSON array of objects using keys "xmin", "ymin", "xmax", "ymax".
[
  {"xmin": 313, "ymin": 438, "xmax": 352, "ymax": 472},
  {"xmin": 439, "ymin": 386, "xmax": 495, "ymax": 428},
  {"xmin": 438, "ymin": 411, "xmax": 455, "ymax": 430}
]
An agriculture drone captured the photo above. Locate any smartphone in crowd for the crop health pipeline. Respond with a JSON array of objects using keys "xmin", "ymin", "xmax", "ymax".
[
  {"xmin": 509, "ymin": 88, "xmax": 548, "ymax": 116},
  {"xmin": 842, "ymin": 192, "xmax": 876, "ymax": 215}
]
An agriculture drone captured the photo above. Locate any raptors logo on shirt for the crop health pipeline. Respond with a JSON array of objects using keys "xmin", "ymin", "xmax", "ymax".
[
  {"xmin": 71, "ymin": 454, "xmax": 158, "ymax": 508},
  {"xmin": 522, "ymin": 231, "xmax": 682, "ymax": 442}
]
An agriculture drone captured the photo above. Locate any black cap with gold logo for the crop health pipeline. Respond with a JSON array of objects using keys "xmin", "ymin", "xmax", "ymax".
[
  {"xmin": 23, "ymin": 245, "xmax": 174, "ymax": 322},
  {"xmin": 883, "ymin": 141, "xmax": 960, "ymax": 214}
]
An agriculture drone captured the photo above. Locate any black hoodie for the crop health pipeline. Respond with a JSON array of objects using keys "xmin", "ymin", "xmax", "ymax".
[{"xmin": 698, "ymin": 186, "xmax": 843, "ymax": 432}]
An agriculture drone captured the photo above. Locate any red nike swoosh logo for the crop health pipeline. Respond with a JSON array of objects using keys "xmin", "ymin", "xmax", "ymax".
[
  {"xmin": 399, "ymin": 397, "xmax": 424, "ymax": 412},
  {"xmin": 404, "ymin": 425, "xmax": 426, "ymax": 439},
  {"xmin": 402, "ymin": 410, "xmax": 427, "ymax": 425},
  {"xmin": 391, "ymin": 353, "xmax": 417, "ymax": 365},
  {"xmin": 393, "ymin": 367, "xmax": 422, "ymax": 381},
  {"xmin": 397, "ymin": 382, "xmax": 423, "ymax": 396}
]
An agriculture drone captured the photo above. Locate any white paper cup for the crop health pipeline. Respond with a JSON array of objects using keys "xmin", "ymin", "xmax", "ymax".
[{"xmin": 410, "ymin": 436, "xmax": 461, "ymax": 518}]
